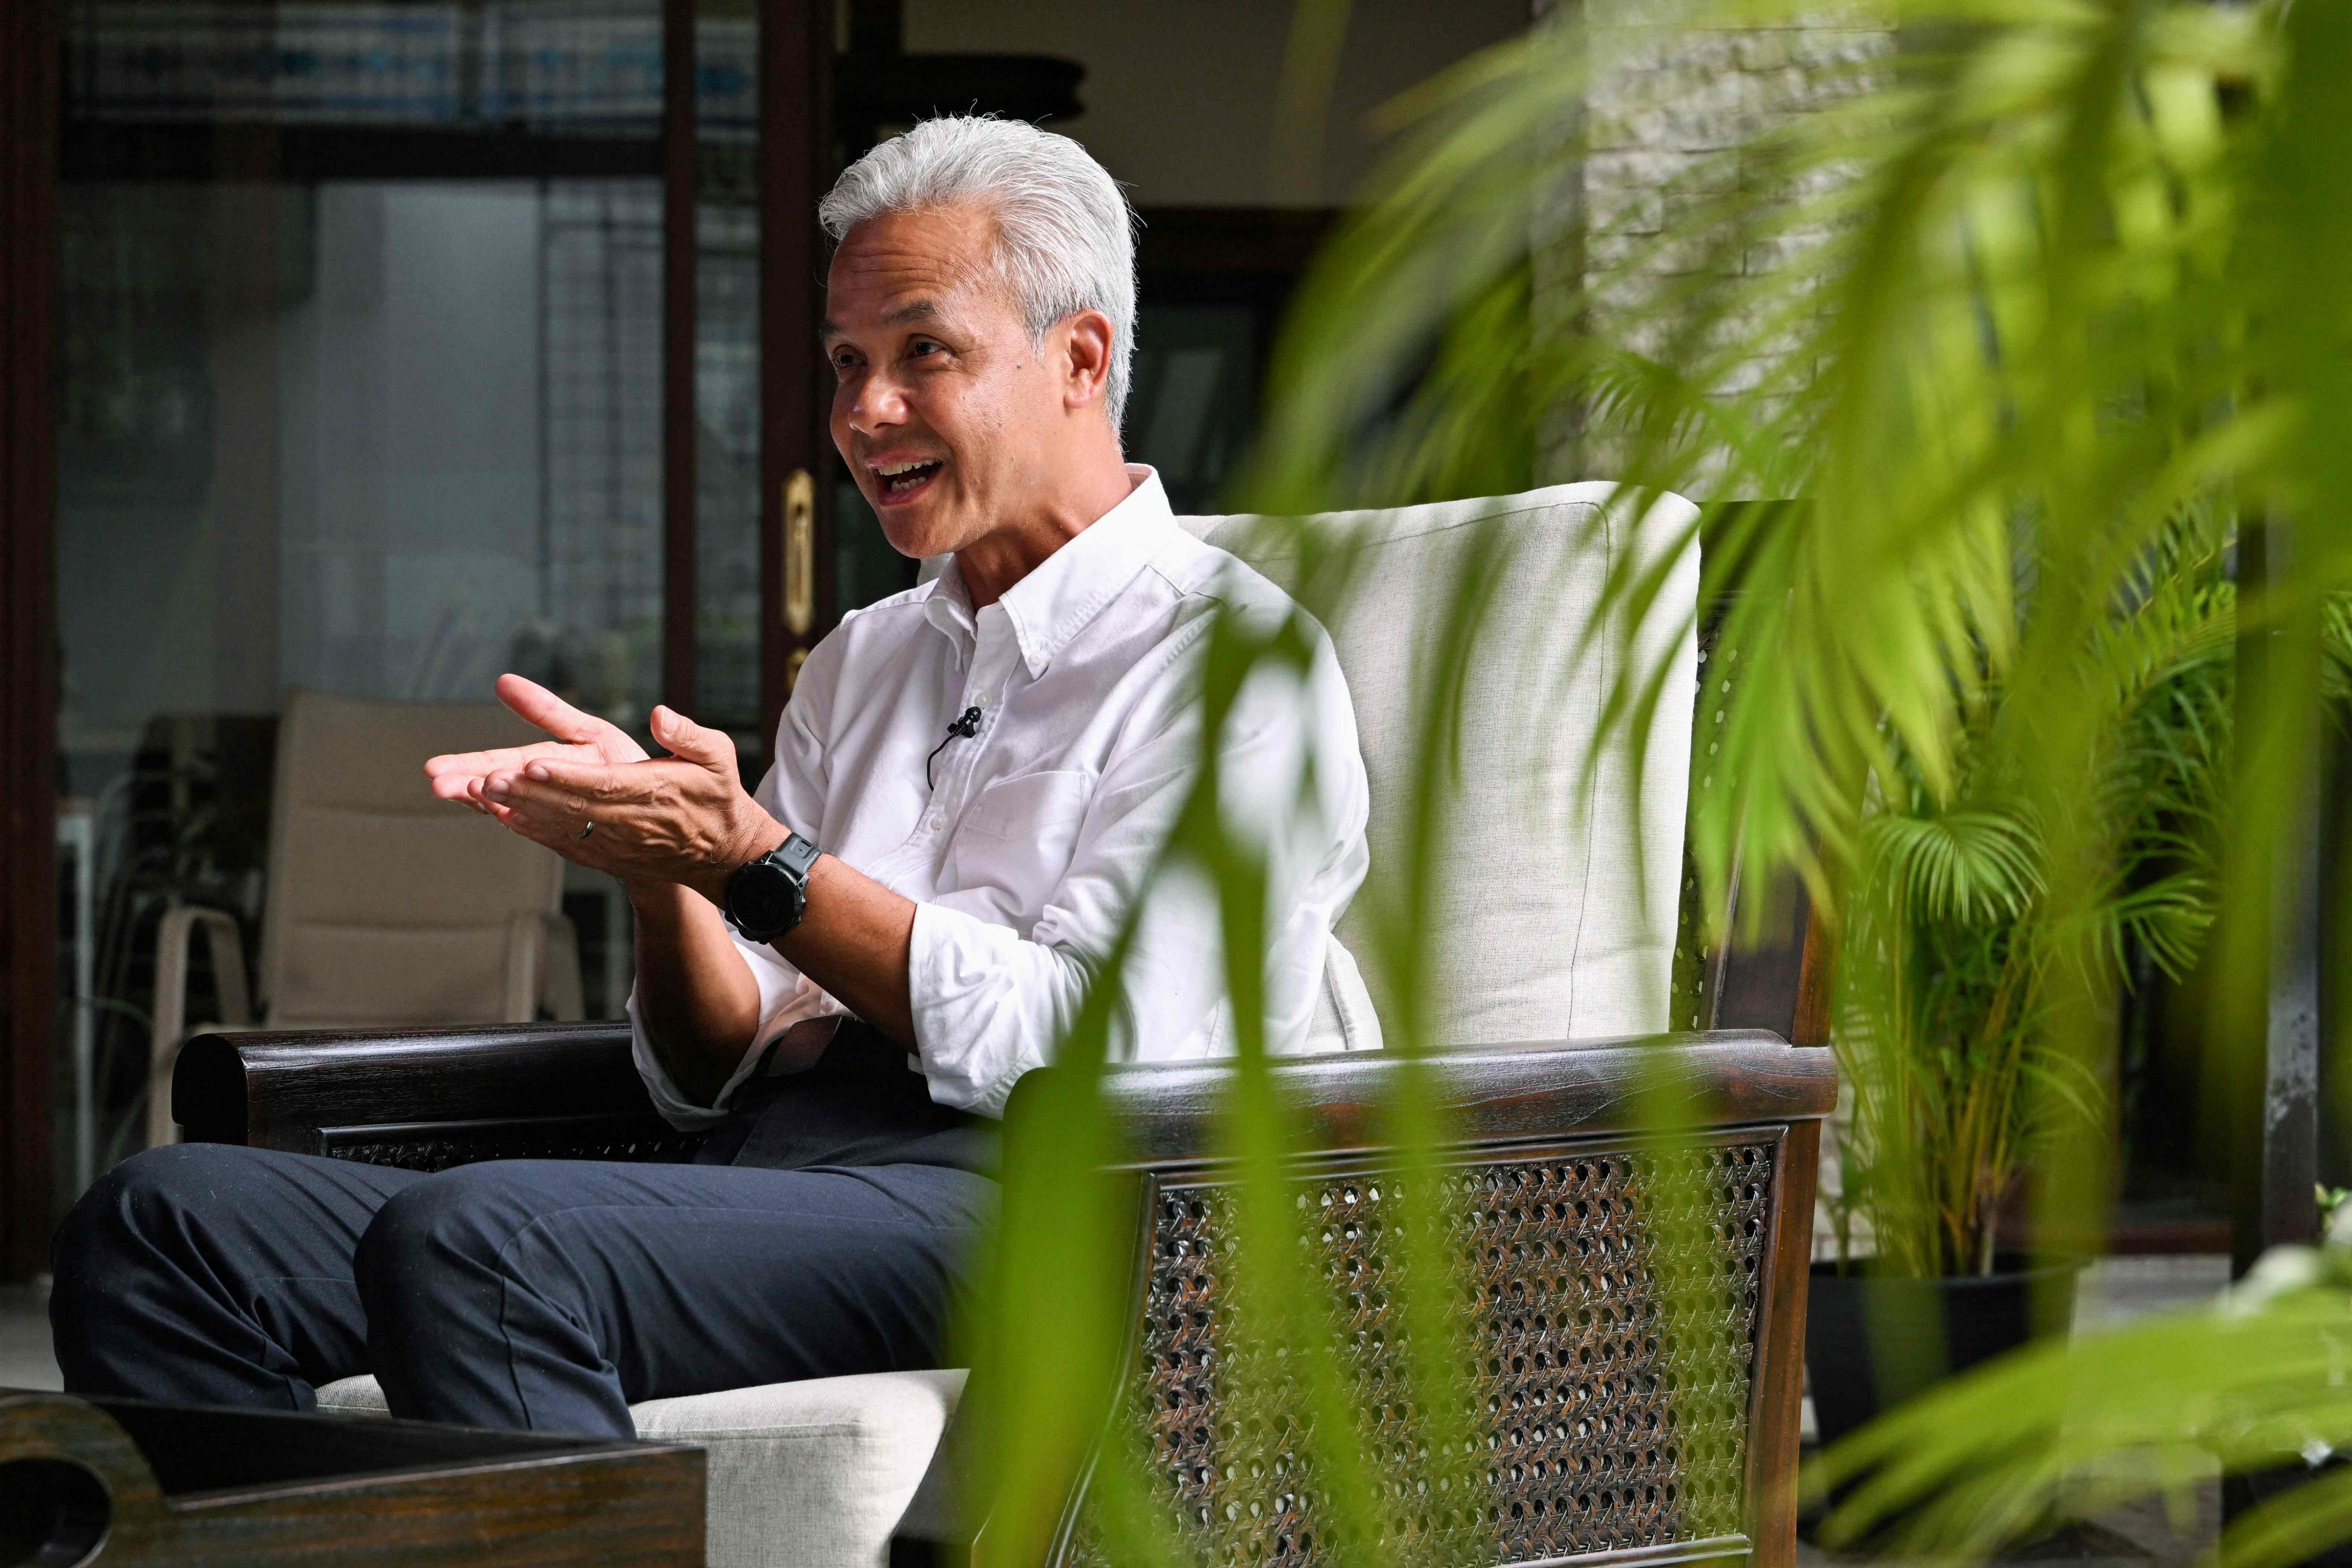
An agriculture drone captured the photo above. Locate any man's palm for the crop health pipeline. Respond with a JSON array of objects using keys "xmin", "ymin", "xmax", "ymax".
[{"xmin": 424, "ymin": 674, "xmax": 648, "ymax": 809}]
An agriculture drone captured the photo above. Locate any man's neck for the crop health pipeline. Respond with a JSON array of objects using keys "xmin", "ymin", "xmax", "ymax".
[{"xmin": 955, "ymin": 443, "xmax": 1136, "ymax": 610}]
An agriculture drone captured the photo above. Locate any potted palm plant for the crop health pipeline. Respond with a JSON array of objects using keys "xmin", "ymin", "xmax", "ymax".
[{"xmin": 1808, "ymin": 531, "xmax": 2234, "ymax": 1443}]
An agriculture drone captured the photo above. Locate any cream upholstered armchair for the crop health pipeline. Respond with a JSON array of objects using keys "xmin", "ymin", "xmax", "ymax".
[
  {"xmin": 177, "ymin": 485, "xmax": 1836, "ymax": 1568},
  {"xmin": 148, "ymin": 689, "xmax": 584, "ymax": 1149}
]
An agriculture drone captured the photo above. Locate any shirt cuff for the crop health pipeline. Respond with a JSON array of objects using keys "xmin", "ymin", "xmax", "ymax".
[
  {"xmin": 907, "ymin": 900, "xmax": 1074, "ymax": 1118},
  {"xmin": 627, "ymin": 929, "xmax": 843, "ymax": 1129}
]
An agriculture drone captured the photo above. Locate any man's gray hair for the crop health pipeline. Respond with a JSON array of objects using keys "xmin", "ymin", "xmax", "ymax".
[{"xmin": 819, "ymin": 115, "xmax": 1138, "ymax": 431}]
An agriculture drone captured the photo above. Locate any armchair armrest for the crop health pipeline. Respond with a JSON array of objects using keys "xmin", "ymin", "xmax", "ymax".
[
  {"xmin": 173, "ymin": 1022, "xmax": 706, "ymax": 1170},
  {"xmin": 1007, "ymin": 1027, "xmax": 1836, "ymax": 1165},
  {"xmin": 149, "ymin": 904, "xmax": 254, "ymax": 1150}
]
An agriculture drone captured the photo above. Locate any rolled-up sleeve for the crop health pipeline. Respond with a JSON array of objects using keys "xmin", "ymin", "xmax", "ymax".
[
  {"xmin": 628, "ymin": 681, "xmax": 845, "ymax": 1129},
  {"xmin": 907, "ymin": 615, "xmax": 1369, "ymax": 1118}
]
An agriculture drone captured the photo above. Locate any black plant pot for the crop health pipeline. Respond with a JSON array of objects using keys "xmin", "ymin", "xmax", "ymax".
[{"xmin": 1805, "ymin": 1257, "xmax": 2080, "ymax": 1451}]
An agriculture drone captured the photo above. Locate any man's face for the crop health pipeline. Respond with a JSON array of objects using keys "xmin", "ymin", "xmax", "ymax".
[{"xmin": 824, "ymin": 205, "xmax": 1064, "ymax": 560}]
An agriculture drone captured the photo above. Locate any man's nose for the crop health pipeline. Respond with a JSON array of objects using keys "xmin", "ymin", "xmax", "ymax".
[{"xmin": 845, "ymin": 372, "xmax": 910, "ymax": 437}]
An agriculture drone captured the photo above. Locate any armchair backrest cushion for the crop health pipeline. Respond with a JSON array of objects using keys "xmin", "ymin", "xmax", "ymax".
[
  {"xmin": 259, "ymin": 690, "xmax": 566, "ymax": 1026},
  {"xmin": 1184, "ymin": 482, "xmax": 1699, "ymax": 1047}
]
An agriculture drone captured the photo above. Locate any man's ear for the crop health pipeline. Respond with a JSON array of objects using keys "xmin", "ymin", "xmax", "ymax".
[{"xmin": 1060, "ymin": 309, "xmax": 1115, "ymax": 412}]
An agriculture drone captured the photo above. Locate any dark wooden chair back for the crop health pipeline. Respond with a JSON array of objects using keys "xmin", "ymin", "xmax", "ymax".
[{"xmin": 1671, "ymin": 597, "xmax": 1835, "ymax": 1049}]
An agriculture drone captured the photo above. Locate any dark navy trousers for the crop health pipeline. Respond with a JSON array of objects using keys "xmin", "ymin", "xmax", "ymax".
[{"xmin": 51, "ymin": 1027, "xmax": 997, "ymax": 1439}]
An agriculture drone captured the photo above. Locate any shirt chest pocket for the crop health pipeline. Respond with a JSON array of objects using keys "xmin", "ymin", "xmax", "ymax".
[{"xmin": 947, "ymin": 769, "xmax": 1095, "ymax": 915}]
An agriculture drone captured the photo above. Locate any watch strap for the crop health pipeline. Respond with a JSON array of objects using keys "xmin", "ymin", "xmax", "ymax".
[{"xmin": 777, "ymin": 832, "xmax": 820, "ymax": 879}]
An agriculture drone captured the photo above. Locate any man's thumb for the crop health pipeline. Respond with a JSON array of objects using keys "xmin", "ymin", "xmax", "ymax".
[{"xmin": 653, "ymin": 705, "xmax": 732, "ymax": 770}]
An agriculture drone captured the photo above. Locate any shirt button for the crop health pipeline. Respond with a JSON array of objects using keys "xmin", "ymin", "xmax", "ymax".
[{"xmin": 928, "ymin": 814, "xmax": 947, "ymax": 831}]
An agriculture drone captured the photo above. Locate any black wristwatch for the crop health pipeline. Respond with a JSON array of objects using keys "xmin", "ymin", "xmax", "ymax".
[{"xmin": 723, "ymin": 833, "xmax": 821, "ymax": 943}]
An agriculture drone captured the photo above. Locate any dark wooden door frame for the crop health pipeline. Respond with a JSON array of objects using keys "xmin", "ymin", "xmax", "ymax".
[
  {"xmin": 661, "ymin": 0, "xmax": 698, "ymax": 715},
  {"xmin": 760, "ymin": 0, "xmax": 835, "ymax": 756},
  {"xmin": 0, "ymin": 0, "xmax": 60, "ymax": 1280}
]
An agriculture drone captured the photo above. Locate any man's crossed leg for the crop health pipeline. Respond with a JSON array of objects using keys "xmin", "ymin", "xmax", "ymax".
[{"xmin": 52, "ymin": 1143, "xmax": 992, "ymax": 1438}]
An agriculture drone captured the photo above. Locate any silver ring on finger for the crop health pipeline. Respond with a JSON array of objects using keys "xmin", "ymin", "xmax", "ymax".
[{"xmin": 576, "ymin": 820, "xmax": 595, "ymax": 841}]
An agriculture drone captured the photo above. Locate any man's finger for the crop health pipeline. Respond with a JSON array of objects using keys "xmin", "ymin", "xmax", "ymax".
[
  {"xmin": 424, "ymin": 746, "xmax": 517, "ymax": 782},
  {"xmin": 652, "ymin": 705, "xmax": 737, "ymax": 777},
  {"xmin": 478, "ymin": 786, "xmax": 593, "ymax": 850},
  {"xmin": 480, "ymin": 768, "xmax": 596, "ymax": 822},
  {"xmin": 426, "ymin": 740, "xmax": 572, "ymax": 785},
  {"xmin": 454, "ymin": 778, "xmax": 602, "ymax": 862},
  {"xmin": 496, "ymin": 673, "xmax": 608, "ymax": 746},
  {"xmin": 518, "ymin": 756, "xmax": 656, "ymax": 802},
  {"xmin": 484, "ymin": 797, "xmax": 574, "ymax": 852},
  {"xmin": 428, "ymin": 754, "xmax": 529, "ymax": 810}
]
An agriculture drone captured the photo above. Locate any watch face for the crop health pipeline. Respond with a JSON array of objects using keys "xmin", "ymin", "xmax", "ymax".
[{"xmin": 731, "ymin": 860, "xmax": 805, "ymax": 936}]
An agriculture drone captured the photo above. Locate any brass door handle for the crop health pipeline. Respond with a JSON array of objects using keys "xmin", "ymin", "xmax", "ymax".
[{"xmin": 783, "ymin": 469, "xmax": 815, "ymax": 638}]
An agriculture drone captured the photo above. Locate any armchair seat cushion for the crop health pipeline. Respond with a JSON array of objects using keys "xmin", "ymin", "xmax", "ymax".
[{"xmin": 316, "ymin": 1367, "xmax": 964, "ymax": 1568}]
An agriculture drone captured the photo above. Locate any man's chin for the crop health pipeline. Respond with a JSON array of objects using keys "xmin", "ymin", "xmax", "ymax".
[{"xmin": 877, "ymin": 508, "xmax": 957, "ymax": 561}]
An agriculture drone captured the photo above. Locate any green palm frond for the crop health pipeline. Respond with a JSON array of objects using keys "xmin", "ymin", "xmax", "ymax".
[{"xmin": 1861, "ymin": 809, "xmax": 2045, "ymax": 926}]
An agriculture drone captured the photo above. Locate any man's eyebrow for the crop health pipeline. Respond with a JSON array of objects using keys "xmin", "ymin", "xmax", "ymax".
[{"xmin": 818, "ymin": 299, "xmax": 944, "ymax": 344}]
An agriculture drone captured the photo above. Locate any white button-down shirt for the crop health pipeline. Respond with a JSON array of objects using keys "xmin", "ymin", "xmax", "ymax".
[{"xmin": 629, "ymin": 467, "xmax": 1371, "ymax": 1124}]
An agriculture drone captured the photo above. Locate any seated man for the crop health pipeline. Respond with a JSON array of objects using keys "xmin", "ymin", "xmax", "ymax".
[{"xmin": 51, "ymin": 115, "xmax": 1369, "ymax": 1437}]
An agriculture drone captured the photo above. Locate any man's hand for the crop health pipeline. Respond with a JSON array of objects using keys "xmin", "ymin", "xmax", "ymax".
[
  {"xmin": 432, "ymin": 673, "xmax": 916, "ymax": 1051},
  {"xmin": 466, "ymin": 693, "xmax": 787, "ymax": 902},
  {"xmin": 425, "ymin": 674, "xmax": 650, "ymax": 813}
]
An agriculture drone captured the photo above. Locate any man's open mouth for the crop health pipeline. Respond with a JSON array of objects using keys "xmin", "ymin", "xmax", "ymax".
[{"xmin": 871, "ymin": 458, "xmax": 943, "ymax": 501}]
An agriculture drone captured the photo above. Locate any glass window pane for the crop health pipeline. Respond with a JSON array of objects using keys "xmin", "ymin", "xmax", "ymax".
[{"xmin": 55, "ymin": 0, "xmax": 688, "ymax": 1204}]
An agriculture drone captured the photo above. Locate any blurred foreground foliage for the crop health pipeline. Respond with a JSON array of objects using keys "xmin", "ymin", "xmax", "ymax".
[{"xmin": 961, "ymin": 0, "xmax": 2352, "ymax": 1561}]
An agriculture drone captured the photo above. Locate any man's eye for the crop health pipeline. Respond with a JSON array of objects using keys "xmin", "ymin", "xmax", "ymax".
[{"xmin": 909, "ymin": 339, "xmax": 943, "ymax": 358}]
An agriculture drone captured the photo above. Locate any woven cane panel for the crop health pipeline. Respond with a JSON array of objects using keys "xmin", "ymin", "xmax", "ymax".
[{"xmin": 1077, "ymin": 1141, "xmax": 1776, "ymax": 1567}]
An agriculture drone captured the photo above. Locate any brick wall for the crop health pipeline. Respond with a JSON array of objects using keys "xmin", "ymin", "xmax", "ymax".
[{"xmin": 1532, "ymin": 0, "xmax": 1893, "ymax": 488}]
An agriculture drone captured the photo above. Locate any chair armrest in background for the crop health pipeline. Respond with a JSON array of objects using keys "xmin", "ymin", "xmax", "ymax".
[
  {"xmin": 539, "ymin": 913, "xmax": 587, "ymax": 1022},
  {"xmin": 173, "ymin": 1022, "xmax": 706, "ymax": 1171},
  {"xmin": 149, "ymin": 905, "xmax": 254, "ymax": 1150}
]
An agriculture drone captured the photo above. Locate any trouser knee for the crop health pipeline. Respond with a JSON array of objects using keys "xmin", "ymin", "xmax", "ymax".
[
  {"xmin": 353, "ymin": 1167, "xmax": 512, "ymax": 1315},
  {"xmin": 354, "ymin": 1164, "xmax": 612, "ymax": 1428},
  {"xmin": 56, "ymin": 1144, "xmax": 222, "ymax": 1264},
  {"xmin": 56, "ymin": 1144, "xmax": 252, "ymax": 1288},
  {"xmin": 51, "ymin": 1144, "xmax": 257, "ymax": 1369},
  {"xmin": 353, "ymin": 1165, "xmax": 592, "ymax": 1362}
]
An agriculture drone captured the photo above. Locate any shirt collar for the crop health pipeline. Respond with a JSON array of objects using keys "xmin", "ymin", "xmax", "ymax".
[{"xmin": 924, "ymin": 465, "xmax": 1177, "ymax": 679}]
